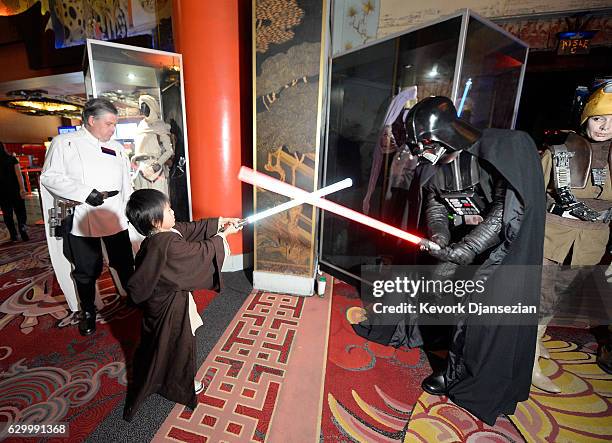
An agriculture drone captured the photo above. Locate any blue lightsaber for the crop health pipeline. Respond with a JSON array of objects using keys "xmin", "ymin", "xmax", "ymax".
[{"xmin": 457, "ymin": 78, "xmax": 472, "ymax": 117}]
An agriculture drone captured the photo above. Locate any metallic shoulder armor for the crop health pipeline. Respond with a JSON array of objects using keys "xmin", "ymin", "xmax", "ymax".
[
  {"xmin": 553, "ymin": 132, "xmax": 592, "ymax": 189},
  {"xmin": 548, "ymin": 134, "xmax": 605, "ymax": 222}
]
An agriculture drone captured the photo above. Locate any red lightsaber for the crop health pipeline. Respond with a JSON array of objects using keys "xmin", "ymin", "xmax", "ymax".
[{"xmin": 238, "ymin": 167, "xmax": 440, "ymax": 250}]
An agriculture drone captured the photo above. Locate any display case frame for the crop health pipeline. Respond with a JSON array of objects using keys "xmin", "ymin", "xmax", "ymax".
[
  {"xmin": 84, "ymin": 39, "xmax": 193, "ymax": 221},
  {"xmin": 318, "ymin": 9, "xmax": 529, "ymax": 284}
]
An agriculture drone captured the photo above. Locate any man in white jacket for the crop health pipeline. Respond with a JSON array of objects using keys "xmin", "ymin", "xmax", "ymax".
[{"xmin": 41, "ymin": 98, "xmax": 134, "ymax": 336}]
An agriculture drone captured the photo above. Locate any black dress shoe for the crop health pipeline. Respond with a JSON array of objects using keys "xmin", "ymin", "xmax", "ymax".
[
  {"xmin": 78, "ymin": 311, "xmax": 96, "ymax": 336},
  {"xmin": 421, "ymin": 371, "xmax": 447, "ymax": 395},
  {"xmin": 19, "ymin": 229, "xmax": 29, "ymax": 241}
]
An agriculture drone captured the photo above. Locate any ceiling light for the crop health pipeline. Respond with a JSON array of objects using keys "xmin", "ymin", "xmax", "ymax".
[
  {"xmin": 1, "ymin": 98, "xmax": 82, "ymax": 117},
  {"xmin": 7, "ymin": 100, "xmax": 79, "ymax": 112},
  {"xmin": 127, "ymin": 73, "xmax": 136, "ymax": 80},
  {"xmin": 2, "ymin": 89, "xmax": 82, "ymax": 117}
]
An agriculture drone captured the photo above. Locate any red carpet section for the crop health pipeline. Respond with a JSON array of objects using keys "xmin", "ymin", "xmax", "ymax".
[
  {"xmin": 322, "ymin": 278, "xmax": 612, "ymax": 442},
  {"xmin": 321, "ymin": 279, "xmax": 526, "ymax": 442},
  {"xmin": 0, "ymin": 226, "xmax": 217, "ymax": 442},
  {"xmin": 155, "ymin": 289, "xmax": 332, "ymax": 442}
]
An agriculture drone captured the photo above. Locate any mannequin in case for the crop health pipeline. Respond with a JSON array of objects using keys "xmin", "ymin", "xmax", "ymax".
[{"xmin": 133, "ymin": 95, "xmax": 174, "ymax": 196}]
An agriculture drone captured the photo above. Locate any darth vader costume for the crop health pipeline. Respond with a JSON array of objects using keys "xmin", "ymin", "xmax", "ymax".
[{"xmin": 353, "ymin": 97, "xmax": 545, "ymax": 425}]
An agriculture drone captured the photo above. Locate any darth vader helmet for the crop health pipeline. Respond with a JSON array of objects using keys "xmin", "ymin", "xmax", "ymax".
[{"xmin": 404, "ymin": 96, "xmax": 481, "ymax": 164}]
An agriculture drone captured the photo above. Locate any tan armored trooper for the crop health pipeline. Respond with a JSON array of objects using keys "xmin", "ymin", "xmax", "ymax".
[{"xmin": 537, "ymin": 82, "xmax": 612, "ymax": 392}]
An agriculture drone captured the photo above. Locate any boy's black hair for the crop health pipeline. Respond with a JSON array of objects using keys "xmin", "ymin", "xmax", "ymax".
[{"xmin": 126, "ymin": 189, "xmax": 169, "ymax": 237}]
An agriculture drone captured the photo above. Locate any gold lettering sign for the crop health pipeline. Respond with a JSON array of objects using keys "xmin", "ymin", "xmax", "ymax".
[{"xmin": 557, "ymin": 38, "xmax": 591, "ymax": 55}]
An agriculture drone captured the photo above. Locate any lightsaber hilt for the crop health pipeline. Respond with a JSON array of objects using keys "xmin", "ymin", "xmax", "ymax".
[
  {"xmin": 219, "ymin": 218, "xmax": 248, "ymax": 233},
  {"xmin": 418, "ymin": 238, "xmax": 441, "ymax": 251}
]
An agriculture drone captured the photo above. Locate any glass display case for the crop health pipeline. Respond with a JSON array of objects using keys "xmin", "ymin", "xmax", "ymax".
[
  {"xmin": 84, "ymin": 39, "xmax": 191, "ymax": 221},
  {"xmin": 320, "ymin": 10, "xmax": 528, "ymax": 282}
]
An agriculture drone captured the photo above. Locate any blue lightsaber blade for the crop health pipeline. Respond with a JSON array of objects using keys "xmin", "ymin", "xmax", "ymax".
[{"xmin": 457, "ymin": 78, "xmax": 472, "ymax": 117}]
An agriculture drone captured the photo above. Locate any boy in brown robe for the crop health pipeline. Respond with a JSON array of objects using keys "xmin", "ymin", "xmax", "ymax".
[{"xmin": 123, "ymin": 189, "xmax": 242, "ymax": 421}]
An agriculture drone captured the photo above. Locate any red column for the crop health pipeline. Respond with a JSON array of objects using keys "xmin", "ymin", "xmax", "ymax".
[{"xmin": 172, "ymin": 0, "xmax": 245, "ymax": 254}]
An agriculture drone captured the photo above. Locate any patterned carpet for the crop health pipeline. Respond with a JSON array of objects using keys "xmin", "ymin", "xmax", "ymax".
[
  {"xmin": 0, "ymin": 226, "xmax": 137, "ymax": 442},
  {"xmin": 154, "ymin": 288, "xmax": 333, "ymax": 442},
  {"xmin": 1, "ymin": 226, "xmax": 610, "ymax": 442},
  {"xmin": 509, "ymin": 328, "xmax": 612, "ymax": 442},
  {"xmin": 0, "ymin": 225, "xmax": 217, "ymax": 442},
  {"xmin": 322, "ymin": 279, "xmax": 436, "ymax": 442},
  {"xmin": 322, "ymin": 278, "xmax": 612, "ymax": 442}
]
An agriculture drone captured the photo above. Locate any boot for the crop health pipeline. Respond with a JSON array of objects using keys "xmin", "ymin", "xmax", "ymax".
[
  {"xmin": 76, "ymin": 281, "xmax": 97, "ymax": 336},
  {"xmin": 421, "ymin": 369, "xmax": 447, "ymax": 396},
  {"xmin": 78, "ymin": 310, "xmax": 96, "ymax": 336},
  {"xmin": 597, "ymin": 344, "xmax": 612, "ymax": 375},
  {"xmin": 6, "ymin": 224, "xmax": 18, "ymax": 242},
  {"xmin": 596, "ymin": 325, "xmax": 612, "ymax": 375},
  {"xmin": 532, "ymin": 324, "xmax": 560, "ymax": 393},
  {"xmin": 539, "ymin": 314, "xmax": 552, "ymax": 358},
  {"xmin": 19, "ymin": 225, "xmax": 29, "ymax": 242},
  {"xmin": 540, "ymin": 341, "xmax": 551, "ymax": 359},
  {"xmin": 195, "ymin": 379, "xmax": 204, "ymax": 394}
]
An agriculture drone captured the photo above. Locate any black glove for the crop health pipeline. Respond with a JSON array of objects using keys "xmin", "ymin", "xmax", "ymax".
[
  {"xmin": 86, "ymin": 190, "xmax": 118, "ymax": 206},
  {"xmin": 85, "ymin": 189, "xmax": 105, "ymax": 206},
  {"xmin": 430, "ymin": 261, "xmax": 460, "ymax": 299},
  {"xmin": 429, "ymin": 242, "xmax": 477, "ymax": 265},
  {"xmin": 103, "ymin": 190, "xmax": 119, "ymax": 198},
  {"xmin": 432, "ymin": 261, "xmax": 460, "ymax": 280},
  {"xmin": 431, "ymin": 232, "xmax": 450, "ymax": 248},
  {"xmin": 151, "ymin": 162, "xmax": 162, "ymax": 173},
  {"xmin": 427, "ymin": 179, "xmax": 507, "ymax": 265}
]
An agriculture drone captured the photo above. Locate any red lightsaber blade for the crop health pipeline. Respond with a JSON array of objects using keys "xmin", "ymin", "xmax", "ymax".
[{"xmin": 238, "ymin": 167, "xmax": 440, "ymax": 250}]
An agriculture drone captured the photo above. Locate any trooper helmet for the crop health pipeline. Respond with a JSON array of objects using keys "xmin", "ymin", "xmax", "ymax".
[
  {"xmin": 404, "ymin": 96, "xmax": 481, "ymax": 164},
  {"xmin": 138, "ymin": 95, "xmax": 161, "ymax": 121},
  {"xmin": 581, "ymin": 81, "xmax": 612, "ymax": 125}
]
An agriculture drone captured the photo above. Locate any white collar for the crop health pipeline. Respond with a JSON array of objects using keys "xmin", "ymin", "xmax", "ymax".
[{"xmin": 81, "ymin": 127, "xmax": 116, "ymax": 146}]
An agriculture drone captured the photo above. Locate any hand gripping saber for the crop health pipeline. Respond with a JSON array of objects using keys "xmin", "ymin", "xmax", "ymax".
[
  {"xmin": 219, "ymin": 177, "xmax": 353, "ymax": 232},
  {"xmin": 238, "ymin": 167, "xmax": 440, "ymax": 251}
]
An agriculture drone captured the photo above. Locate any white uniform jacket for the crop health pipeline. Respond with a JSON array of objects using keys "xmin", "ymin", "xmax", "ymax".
[{"xmin": 41, "ymin": 128, "xmax": 132, "ymax": 236}]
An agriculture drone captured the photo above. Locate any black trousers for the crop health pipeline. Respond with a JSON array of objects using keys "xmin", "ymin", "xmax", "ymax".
[
  {"xmin": 0, "ymin": 196, "xmax": 27, "ymax": 237},
  {"xmin": 63, "ymin": 230, "xmax": 134, "ymax": 312}
]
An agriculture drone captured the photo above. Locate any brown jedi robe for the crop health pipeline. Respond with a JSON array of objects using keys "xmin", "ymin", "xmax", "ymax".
[{"xmin": 123, "ymin": 218, "xmax": 225, "ymax": 421}]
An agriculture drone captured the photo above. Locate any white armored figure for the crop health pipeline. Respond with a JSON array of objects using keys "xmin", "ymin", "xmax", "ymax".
[{"xmin": 133, "ymin": 95, "xmax": 174, "ymax": 195}]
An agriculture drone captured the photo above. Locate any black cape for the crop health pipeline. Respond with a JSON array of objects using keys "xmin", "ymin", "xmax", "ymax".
[
  {"xmin": 354, "ymin": 128, "xmax": 545, "ymax": 425},
  {"xmin": 446, "ymin": 128, "xmax": 545, "ymax": 424},
  {"xmin": 123, "ymin": 219, "xmax": 225, "ymax": 421}
]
